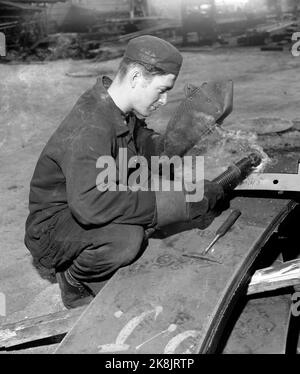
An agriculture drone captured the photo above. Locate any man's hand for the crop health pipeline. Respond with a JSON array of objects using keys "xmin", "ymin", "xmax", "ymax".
[
  {"xmin": 186, "ymin": 180, "xmax": 225, "ymax": 220},
  {"xmin": 155, "ymin": 179, "xmax": 227, "ymax": 229}
]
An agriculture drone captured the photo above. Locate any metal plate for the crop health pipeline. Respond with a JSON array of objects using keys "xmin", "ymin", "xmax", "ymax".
[
  {"xmin": 54, "ymin": 197, "xmax": 296, "ymax": 354},
  {"xmin": 223, "ymin": 294, "xmax": 291, "ymax": 354}
]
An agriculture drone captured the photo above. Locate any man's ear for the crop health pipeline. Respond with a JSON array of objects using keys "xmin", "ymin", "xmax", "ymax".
[
  {"xmin": 184, "ymin": 83, "xmax": 198, "ymax": 97},
  {"xmin": 129, "ymin": 68, "xmax": 142, "ymax": 88}
]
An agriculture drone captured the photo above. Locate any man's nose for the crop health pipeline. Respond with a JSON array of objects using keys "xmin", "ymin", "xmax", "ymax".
[{"xmin": 158, "ymin": 92, "xmax": 167, "ymax": 106}]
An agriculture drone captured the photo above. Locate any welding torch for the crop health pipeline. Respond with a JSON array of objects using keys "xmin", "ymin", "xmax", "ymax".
[{"xmin": 183, "ymin": 152, "xmax": 262, "ymax": 263}]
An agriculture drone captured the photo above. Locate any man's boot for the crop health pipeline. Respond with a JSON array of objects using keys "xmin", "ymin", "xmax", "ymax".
[{"xmin": 56, "ymin": 269, "xmax": 94, "ymax": 309}]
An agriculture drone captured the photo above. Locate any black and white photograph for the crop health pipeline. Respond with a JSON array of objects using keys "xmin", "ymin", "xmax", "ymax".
[{"xmin": 0, "ymin": 0, "xmax": 300, "ymax": 358}]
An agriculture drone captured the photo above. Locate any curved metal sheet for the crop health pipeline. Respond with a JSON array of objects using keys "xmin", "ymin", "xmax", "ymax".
[{"xmin": 55, "ymin": 197, "xmax": 297, "ymax": 354}]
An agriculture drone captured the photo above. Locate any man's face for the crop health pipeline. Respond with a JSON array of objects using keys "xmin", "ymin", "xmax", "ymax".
[{"xmin": 132, "ymin": 73, "xmax": 177, "ymax": 117}]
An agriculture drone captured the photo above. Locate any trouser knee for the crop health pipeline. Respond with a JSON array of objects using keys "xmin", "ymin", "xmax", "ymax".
[
  {"xmin": 112, "ymin": 225, "xmax": 146, "ymax": 267},
  {"xmin": 70, "ymin": 224, "xmax": 146, "ymax": 282}
]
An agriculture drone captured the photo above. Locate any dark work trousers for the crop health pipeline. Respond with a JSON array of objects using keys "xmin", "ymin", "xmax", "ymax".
[{"xmin": 29, "ymin": 208, "xmax": 148, "ymax": 293}]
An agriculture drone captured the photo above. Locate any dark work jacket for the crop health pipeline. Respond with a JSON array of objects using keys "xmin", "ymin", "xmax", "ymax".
[{"xmin": 25, "ymin": 76, "xmax": 163, "ymax": 252}]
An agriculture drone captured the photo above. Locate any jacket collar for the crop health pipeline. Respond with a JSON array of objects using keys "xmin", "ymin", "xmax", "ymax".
[{"xmin": 93, "ymin": 76, "xmax": 132, "ymax": 137}]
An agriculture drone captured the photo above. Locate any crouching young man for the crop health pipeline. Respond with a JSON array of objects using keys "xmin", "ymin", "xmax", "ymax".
[{"xmin": 24, "ymin": 35, "xmax": 225, "ymax": 309}]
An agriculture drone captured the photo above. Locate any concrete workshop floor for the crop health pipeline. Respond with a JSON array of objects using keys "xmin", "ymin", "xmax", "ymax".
[{"xmin": 1, "ymin": 45, "xmax": 300, "ymax": 353}]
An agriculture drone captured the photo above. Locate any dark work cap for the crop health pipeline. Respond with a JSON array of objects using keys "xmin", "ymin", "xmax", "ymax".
[{"xmin": 124, "ymin": 35, "xmax": 183, "ymax": 76}]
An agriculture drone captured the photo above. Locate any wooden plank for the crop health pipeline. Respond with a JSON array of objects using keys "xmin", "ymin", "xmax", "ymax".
[
  {"xmin": 0, "ymin": 306, "xmax": 85, "ymax": 348},
  {"xmin": 0, "ymin": 0, "xmax": 43, "ymax": 11},
  {"xmin": 247, "ymin": 259, "xmax": 300, "ymax": 295},
  {"xmin": 248, "ymin": 21, "xmax": 295, "ymax": 35},
  {"xmin": 10, "ymin": 0, "xmax": 67, "ymax": 3},
  {"xmin": 54, "ymin": 197, "xmax": 296, "ymax": 354},
  {"xmin": 100, "ymin": 22, "xmax": 179, "ymax": 44},
  {"xmin": 0, "ymin": 21, "xmax": 18, "ymax": 27}
]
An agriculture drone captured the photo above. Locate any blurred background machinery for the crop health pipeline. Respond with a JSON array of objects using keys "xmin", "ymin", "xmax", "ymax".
[{"xmin": 0, "ymin": 0, "xmax": 299, "ymax": 59}]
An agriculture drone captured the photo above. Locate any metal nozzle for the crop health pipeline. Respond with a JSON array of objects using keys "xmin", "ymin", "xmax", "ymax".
[
  {"xmin": 248, "ymin": 152, "xmax": 262, "ymax": 168},
  {"xmin": 213, "ymin": 152, "xmax": 262, "ymax": 192}
]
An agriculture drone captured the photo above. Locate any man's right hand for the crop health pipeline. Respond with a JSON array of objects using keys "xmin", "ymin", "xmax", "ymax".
[
  {"xmin": 154, "ymin": 179, "xmax": 226, "ymax": 229},
  {"xmin": 186, "ymin": 180, "xmax": 225, "ymax": 220}
]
